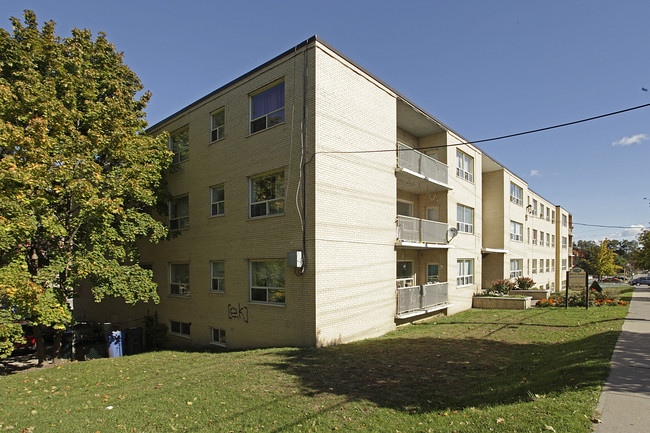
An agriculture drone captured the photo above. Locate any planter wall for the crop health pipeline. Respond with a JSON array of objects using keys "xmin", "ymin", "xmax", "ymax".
[
  {"xmin": 508, "ymin": 289, "xmax": 551, "ymax": 301},
  {"xmin": 472, "ymin": 296, "xmax": 532, "ymax": 310}
]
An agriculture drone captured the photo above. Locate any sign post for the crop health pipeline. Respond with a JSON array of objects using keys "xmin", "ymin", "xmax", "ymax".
[{"xmin": 567, "ymin": 267, "xmax": 589, "ymax": 310}]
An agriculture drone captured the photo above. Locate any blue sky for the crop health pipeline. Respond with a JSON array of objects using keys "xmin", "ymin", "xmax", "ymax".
[{"xmin": 2, "ymin": 0, "xmax": 649, "ymax": 242}]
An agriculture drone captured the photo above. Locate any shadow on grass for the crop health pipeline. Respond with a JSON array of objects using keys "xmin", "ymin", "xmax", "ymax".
[{"xmin": 264, "ymin": 331, "xmax": 620, "ymax": 413}]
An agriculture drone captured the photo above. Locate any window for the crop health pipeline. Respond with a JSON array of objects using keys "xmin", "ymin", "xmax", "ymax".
[
  {"xmin": 210, "ymin": 108, "xmax": 225, "ymax": 142},
  {"xmin": 170, "ymin": 320, "xmax": 190, "ymax": 336},
  {"xmin": 427, "ymin": 264, "xmax": 439, "ymax": 284},
  {"xmin": 552, "ymin": 210, "xmax": 556, "ymax": 223},
  {"xmin": 426, "ymin": 207, "xmax": 440, "ymax": 221},
  {"xmin": 546, "ymin": 233, "xmax": 550, "ymax": 247},
  {"xmin": 532, "ymin": 229, "xmax": 538, "ymax": 245},
  {"xmin": 169, "ymin": 126, "xmax": 189, "ymax": 164},
  {"xmin": 540, "ymin": 204, "xmax": 544, "ymax": 219},
  {"xmin": 510, "ymin": 221, "xmax": 523, "ymax": 241},
  {"xmin": 397, "ymin": 261, "xmax": 414, "ymax": 287},
  {"xmin": 551, "ymin": 259, "xmax": 555, "ymax": 272},
  {"xmin": 552, "ymin": 235, "xmax": 556, "ymax": 248},
  {"xmin": 562, "ymin": 214, "xmax": 568, "ymax": 227},
  {"xmin": 562, "ymin": 259, "xmax": 567, "ymax": 271},
  {"xmin": 546, "ymin": 259, "xmax": 550, "ymax": 273},
  {"xmin": 210, "ymin": 328, "xmax": 226, "ymax": 346},
  {"xmin": 169, "ymin": 196, "xmax": 189, "ymax": 230},
  {"xmin": 540, "ymin": 232, "xmax": 544, "ymax": 246},
  {"xmin": 510, "ymin": 259, "xmax": 523, "ymax": 279},
  {"xmin": 510, "ymin": 183, "xmax": 523, "ymax": 205},
  {"xmin": 546, "ymin": 208, "xmax": 550, "ymax": 221},
  {"xmin": 457, "ymin": 259, "xmax": 473, "ymax": 286},
  {"xmin": 210, "ymin": 261, "xmax": 225, "ymax": 292},
  {"xmin": 456, "ymin": 150, "xmax": 474, "ymax": 182},
  {"xmin": 562, "ymin": 236, "xmax": 568, "ymax": 249},
  {"xmin": 532, "ymin": 259, "xmax": 537, "ymax": 274},
  {"xmin": 250, "ymin": 260, "xmax": 285, "ymax": 304},
  {"xmin": 210, "ymin": 185, "xmax": 225, "ymax": 216},
  {"xmin": 397, "ymin": 200, "xmax": 413, "ymax": 217},
  {"xmin": 250, "ymin": 81, "xmax": 285, "ymax": 133},
  {"xmin": 457, "ymin": 204, "xmax": 474, "ymax": 234},
  {"xmin": 527, "ymin": 228, "xmax": 530, "ymax": 244},
  {"xmin": 250, "ymin": 171, "xmax": 285, "ymax": 218},
  {"xmin": 170, "ymin": 263, "xmax": 190, "ymax": 296},
  {"xmin": 532, "ymin": 199, "xmax": 538, "ymax": 216}
]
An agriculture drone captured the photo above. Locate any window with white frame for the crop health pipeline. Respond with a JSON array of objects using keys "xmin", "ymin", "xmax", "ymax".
[
  {"xmin": 562, "ymin": 214, "xmax": 568, "ymax": 227},
  {"xmin": 532, "ymin": 259, "xmax": 537, "ymax": 274},
  {"xmin": 427, "ymin": 264, "xmax": 440, "ymax": 284},
  {"xmin": 510, "ymin": 221, "xmax": 523, "ymax": 241},
  {"xmin": 562, "ymin": 258, "xmax": 567, "ymax": 271},
  {"xmin": 210, "ymin": 328, "xmax": 226, "ymax": 346},
  {"xmin": 457, "ymin": 259, "xmax": 473, "ymax": 286},
  {"xmin": 540, "ymin": 204, "xmax": 545, "ymax": 219},
  {"xmin": 169, "ymin": 126, "xmax": 189, "ymax": 164},
  {"xmin": 169, "ymin": 196, "xmax": 189, "ymax": 230},
  {"xmin": 510, "ymin": 183, "xmax": 523, "ymax": 205},
  {"xmin": 457, "ymin": 204, "xmax": 474, "ymax": 234},
  {"xmin": 540, "ymin": 232, "xmax": 545, "ymax": 246},
  {"xmin": 250, "ymin": 80, "xmax": 285, "ymax": 134},
  {"xmin": 250, "ymin": 260, "xmax": 285, "ymax": 304},
  {"xmin": 456, "ymin": 150, "xmax": 474, "ymax": 182},
  {"xmin": 397, "ymin": 261, "xmax": 414, "ymax": 287},
  {"xmin": 397, "ymin": 200, "xmax": 413, "ymax": 217},
  {"xmin": 552, "ymin": 235, "xmax": 556, "ymax": 247},
  {"xmin": 210, "ymin": 185, "xmax": 225, "ymax": 216},
  {"xmin": 546, "ymin": 233, "xmax": 550, "ymax": 247},
  {"xmin": 170, "ymin": 263, "xmax": 190, "ymax": 297},
  {"xmin": 210, "ymin": 108, "xmax": 225, "ymax": 142},
  {"xmin": 250, "ymin": 170, "xmax": 285, "ymax": 218},
  {"xmin": 546, "ymin": 208, "xmax": 550, "ymax": 221},
  {"xmin": 532, "ymin": 199, "xmax": 538, "ymax": 216},
  {"xmin": 551, "ymin": 259, "xmax": 555, "ymax": 272},
  {"xmin": 510, "ymin": 259, "xmax": 523, "ymax": 279},
  {"xmin": 552, "ymin": 210, "xmax": 556, "ymax": 223},
  {"xmin": 546, "ymin": 259, "xmax": 550, "ymax": 273},
  {"xmin": 532, "ymin": 229, "xmax": 538, "ymax": 245},
  {"xmin": 210, "ymin": 261, "xmax": 225, "ymax": 292},
  {"xmin": 562, "ymin": 236, "xmax": 568, "ymax": 248},
  {"xmin": 170, "ymin": 320, "xmax": 190, "ymax": 336},
  {"xmin": 527, "ymin": 227, "xmax": 530, "ymax": 244}
]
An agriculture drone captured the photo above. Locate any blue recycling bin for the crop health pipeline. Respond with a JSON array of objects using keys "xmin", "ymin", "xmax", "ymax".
[{"xmin": 107, "ymin": 330, "xmax": 123, "ymax": 358}]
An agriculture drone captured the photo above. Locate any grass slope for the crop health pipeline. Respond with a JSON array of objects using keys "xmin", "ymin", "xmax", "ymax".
[{"xmin": 0, "ymin": 292, "xmax": 631, "ymax": 432}]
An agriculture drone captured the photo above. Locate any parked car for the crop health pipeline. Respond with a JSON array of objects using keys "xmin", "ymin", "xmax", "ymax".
[
  {"xmin": 630, "ymin": 276, "xmax": 650, "ymax": 286},
  {"xmin": 13, "ymin": 324, "xmax": 35, "ymax": 352},
  {"xmin": 601, "ymin": 277, "xmax": 623, "ymax": 283}
]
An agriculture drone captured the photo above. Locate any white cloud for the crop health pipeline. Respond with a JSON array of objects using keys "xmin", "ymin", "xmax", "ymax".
[
  {"xmin": 612, "ymin": 134, "xmax": 649, "ymax": 147},
  {"xmin": 530, "ymin": 169, "xmax": 541, "ymax": 177}
]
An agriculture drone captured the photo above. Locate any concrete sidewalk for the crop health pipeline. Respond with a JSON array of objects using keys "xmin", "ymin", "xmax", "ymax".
[{"xmin": 595, "ymin": 285, "xmax": 650, "ymax": 432}]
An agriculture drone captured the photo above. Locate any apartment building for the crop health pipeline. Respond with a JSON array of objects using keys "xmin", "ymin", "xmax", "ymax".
[{"xmin": 73, "ymin": 36, "xmax": 572, "ymax": 349}]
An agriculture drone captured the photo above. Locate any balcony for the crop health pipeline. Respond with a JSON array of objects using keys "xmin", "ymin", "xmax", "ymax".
[
  {"xmin": 396, "ymin": 143, "xmax": 451, "ymax": 193},
  {"xmin": 396, "ymin": 215, "xmax": 450, "ymax": 248},
  {"xmin": 396, "ymin": 283, "xmax": 450, "ymax": 319}
]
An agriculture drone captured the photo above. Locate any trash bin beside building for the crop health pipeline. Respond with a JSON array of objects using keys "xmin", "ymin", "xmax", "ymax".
[{"xmin": 107, "ymin": 330, "xmax": 123, "ymax": 358}]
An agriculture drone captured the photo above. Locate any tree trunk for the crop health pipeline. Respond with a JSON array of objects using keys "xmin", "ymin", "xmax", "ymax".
[
  {"xmin": 32, "ymin": 325, "xmax": 47, "ymax": 366},
  {"xmin": 52, "ymin": 329, "xmax": 63, "ymax": 364}
]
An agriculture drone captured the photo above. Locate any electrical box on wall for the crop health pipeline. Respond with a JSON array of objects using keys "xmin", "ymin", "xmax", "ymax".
[{"xmin": 287, "ymin": 251, "xmax": 303, "ymax": 268}]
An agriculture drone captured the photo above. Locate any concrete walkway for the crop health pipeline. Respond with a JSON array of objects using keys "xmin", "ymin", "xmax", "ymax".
[{"xmin": 595, "ymin": 285, "xmax": 650, "ymax": 432}]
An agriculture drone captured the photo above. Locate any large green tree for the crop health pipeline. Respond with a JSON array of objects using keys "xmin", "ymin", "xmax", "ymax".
[
  {"xmin": 589, "ymin": 239, "xmax": 622, "ymax": 280},
  {"xmin": 0, "ymin": 11, "xmax": 171, "ymax": 362},
  {"xmin": 634, "ymin": 229, "xmax": 650, "ymax": 271}
]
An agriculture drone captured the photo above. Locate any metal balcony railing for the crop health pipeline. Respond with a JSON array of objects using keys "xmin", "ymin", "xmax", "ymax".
[
  {"xmin": 397, "ymin": 142, "xmax": 448, "ymax": 185},
  {"xmin": 397, "ymin": 282, "xmax": 449, "ymax": 315},
  {"xmin": 396, "ymin": 215, "xmax": 447, "ymax": 244}
]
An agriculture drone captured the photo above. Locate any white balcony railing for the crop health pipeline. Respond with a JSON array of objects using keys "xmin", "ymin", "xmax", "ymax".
[
  {"xmin": 397, "ymin": 142, "xmax": 448, "ymax": 186},
  {"xmin": 397, "ymin": 283, "xmax": 449, "ymax": 316},
  {"xmin": 397, "ymin": 215, "xmax": 447, "ymax": 245}
]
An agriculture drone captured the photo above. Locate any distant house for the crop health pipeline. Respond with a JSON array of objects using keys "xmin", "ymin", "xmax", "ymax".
[{"xmin": 73, "ymin": 37, "xmax": 573, "ymax": 349}]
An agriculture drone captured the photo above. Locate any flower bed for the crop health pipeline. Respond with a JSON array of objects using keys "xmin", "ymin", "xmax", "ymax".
[{"xmin": 473, "ymin": 296, "xmax": 533, "ymax": 310}]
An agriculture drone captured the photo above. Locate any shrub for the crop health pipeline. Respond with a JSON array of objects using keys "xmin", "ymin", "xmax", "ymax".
[
  {"xmin": 489, "ymin": 279, "xmax": 515, "ymax": 295},
  {"xmin": 514, "ymin": 277, "xmax": 535, "ymax": 290}
]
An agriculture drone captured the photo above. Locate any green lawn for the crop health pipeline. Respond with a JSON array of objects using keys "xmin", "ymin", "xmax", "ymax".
[{"xmin": 0, "ymin": 290, "xmax": 632, "ymax": 432}]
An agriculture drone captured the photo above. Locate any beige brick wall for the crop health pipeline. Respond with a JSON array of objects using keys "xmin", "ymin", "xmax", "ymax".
[{"xmin": 312, "ymin": 44, "xmax": 397, "ymax": 345}]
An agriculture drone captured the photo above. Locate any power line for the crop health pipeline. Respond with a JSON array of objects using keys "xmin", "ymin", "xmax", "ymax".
[
  {"xmin": 573, "ymin": 222, "xmax": 646, "ymax": 229},
  {"xmin": 311, "ymin": 102, "xmax": 650, "ymax": 157}
]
